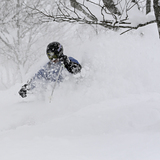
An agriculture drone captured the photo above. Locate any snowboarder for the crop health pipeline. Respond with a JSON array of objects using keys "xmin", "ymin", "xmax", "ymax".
[{"xmin": 19, "ymin": 42, "xmax": 82, "ymax": 98}]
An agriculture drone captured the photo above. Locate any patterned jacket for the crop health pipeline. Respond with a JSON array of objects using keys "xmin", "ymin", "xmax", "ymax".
[{"xmin": 27, "ymin": 57, "xmax": 82, "ymax": 90}]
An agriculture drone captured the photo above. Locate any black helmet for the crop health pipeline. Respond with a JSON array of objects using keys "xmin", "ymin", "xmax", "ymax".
[{"xmin": 46, "ymin": 42, "xmax": 63, "ymax": 60}]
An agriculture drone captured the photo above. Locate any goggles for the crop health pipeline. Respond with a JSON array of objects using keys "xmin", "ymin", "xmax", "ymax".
[{"xmin": 47, "ymin": 52, "xmax": 58, "ymax": 60}]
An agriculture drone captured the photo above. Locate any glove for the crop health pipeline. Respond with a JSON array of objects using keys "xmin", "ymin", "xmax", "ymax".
[{"xmin": 18, "ymin": 84, "xmax": 28, "ymax": 98}]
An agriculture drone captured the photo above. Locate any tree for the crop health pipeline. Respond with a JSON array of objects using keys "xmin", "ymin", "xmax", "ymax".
[
  {"xmin": 0, "ymin": 0, "xmax": 46, "ymax": 87},
  {"xmin": 27, "ymin": 0, "xmax": 156, "ymax": 33}
]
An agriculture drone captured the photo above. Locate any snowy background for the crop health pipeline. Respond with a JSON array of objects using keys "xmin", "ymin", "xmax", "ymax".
[{"xmin": 1, "ymin": 2, "xmax": 160, "ymax": 159}]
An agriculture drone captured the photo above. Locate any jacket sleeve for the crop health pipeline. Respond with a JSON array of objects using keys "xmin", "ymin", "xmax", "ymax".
[{"xmin": 63, "ymin": 56, "xmax": 82, "ymax": 74}]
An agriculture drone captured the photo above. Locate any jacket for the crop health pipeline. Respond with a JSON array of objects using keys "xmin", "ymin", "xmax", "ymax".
[{"xmin": 27, "ymin": 57, "xmax": 82, "ymax": 90}]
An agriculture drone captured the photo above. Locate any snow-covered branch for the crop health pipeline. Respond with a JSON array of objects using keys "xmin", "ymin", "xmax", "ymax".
[{"xmin": 26, "ymin": 0, "xmax": 156, "ymax": 31}]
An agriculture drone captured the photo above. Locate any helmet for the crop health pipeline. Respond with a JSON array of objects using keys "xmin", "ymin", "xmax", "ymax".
[{"xmin": 46, "ymin": 42, "xmax": 63, "ymax": 60}]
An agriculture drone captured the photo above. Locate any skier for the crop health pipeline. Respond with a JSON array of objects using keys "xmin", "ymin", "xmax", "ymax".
[{"xmin": 19, "ymin": 42, "xmax": 82, "ymax": 98}]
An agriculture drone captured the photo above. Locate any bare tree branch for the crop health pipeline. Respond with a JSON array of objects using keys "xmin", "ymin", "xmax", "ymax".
[{"xmin": 27, "ymin": 1, "xmax": 156, "ymax": 31}]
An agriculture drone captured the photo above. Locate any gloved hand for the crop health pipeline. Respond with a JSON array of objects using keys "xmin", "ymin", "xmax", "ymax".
[
  {"xmin": 18, "ymin": 84, "xmax": 28, "ymax": 98},
  {"xmin": 59, "ymin": 55, "xmax": 70, "ymax": 65}
]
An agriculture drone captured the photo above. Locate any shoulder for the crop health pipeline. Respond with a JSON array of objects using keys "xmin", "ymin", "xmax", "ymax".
[{"xmin": 68, "ymin": 57, "xmax": 80, "ymax": 64}]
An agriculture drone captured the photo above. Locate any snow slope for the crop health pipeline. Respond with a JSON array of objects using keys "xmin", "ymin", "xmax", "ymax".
[{"xmin": 0, "ymin": 23, "xmax": 160, "ymax": 160}]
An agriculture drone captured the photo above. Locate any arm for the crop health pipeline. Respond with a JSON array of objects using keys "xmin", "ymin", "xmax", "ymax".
[
  {"xmin": 60, "ymin": 55, "xmax": 82, "ymax": 74},
  {"xmin": 18, "ymin": 62, "xmax": 63, "ymax": 98},
  {"xmin": 18, "ymin": 63, "xmax": 48, "ymax": 98}
]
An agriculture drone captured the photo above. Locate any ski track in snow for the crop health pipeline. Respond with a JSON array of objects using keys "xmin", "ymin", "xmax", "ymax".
[{"xmin": 1, "ymin": 87, "xmax": 160, "ymax": 160}]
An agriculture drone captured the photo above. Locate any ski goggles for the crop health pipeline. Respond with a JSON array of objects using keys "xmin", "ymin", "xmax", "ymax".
[{"xmin": 47, "ymin": 52, "xmax": 58, "ymax": 60}]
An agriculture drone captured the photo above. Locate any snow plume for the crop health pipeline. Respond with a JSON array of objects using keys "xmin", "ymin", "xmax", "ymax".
[{"xmin": 61, "ymin": 23, "xmax": 160, "ymax": 98}]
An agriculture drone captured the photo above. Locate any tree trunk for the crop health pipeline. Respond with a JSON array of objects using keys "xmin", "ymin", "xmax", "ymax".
[
  {"xmin": 102, "ymin": 0, "xmax": 121, "ymax": 15},
  {"xmin": 153, "ymin": 0, "xmax": 160, "ymax": 38},
  {"xmin": 16, "ymin": 0, "xmax": 21, "ymax": 50},
  {"xmin": 70, "ymin": 0, "xmax": 97, "ymax": 21},
  {"xmin": 146, "ymin": 0, "xmax": 151, "ymax": 14}
]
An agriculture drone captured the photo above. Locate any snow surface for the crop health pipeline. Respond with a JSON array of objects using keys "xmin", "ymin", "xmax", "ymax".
[{"xmin": 1, "ymin": 22, "xmax": 160, "ymax": 160}]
